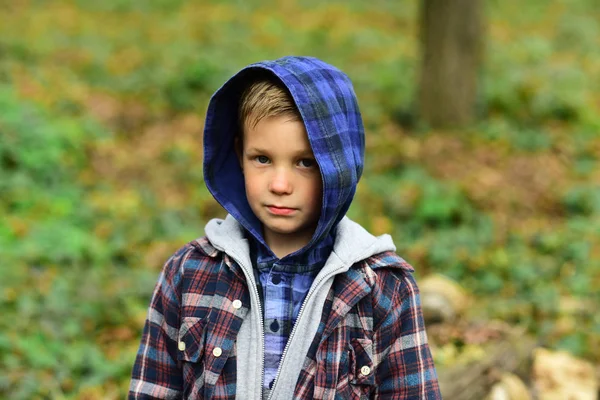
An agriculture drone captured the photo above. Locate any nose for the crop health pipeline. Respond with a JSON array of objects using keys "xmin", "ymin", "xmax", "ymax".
[{"xmin": 269, "ymin": 168, "xmax": 293, "ymax": 195}]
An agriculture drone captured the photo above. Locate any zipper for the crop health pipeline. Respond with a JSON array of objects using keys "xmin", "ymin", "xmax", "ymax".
[
  {"xmin": 223, "ymin": 252, "xmax": 266, "ymax": 400},
  {"xmin": 266, "ymin": 265, "xmax": 344, "ymax": 400}
]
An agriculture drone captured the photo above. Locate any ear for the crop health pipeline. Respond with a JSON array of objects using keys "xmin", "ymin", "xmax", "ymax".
[{"xmin": 234, "ymin": 135, "xmax": 243, "ymax": 172}]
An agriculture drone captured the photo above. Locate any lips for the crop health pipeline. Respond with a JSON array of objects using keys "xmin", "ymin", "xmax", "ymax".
[{"xmin": 266, "ymin": 205, "xmax": 297, "ymax": 216}]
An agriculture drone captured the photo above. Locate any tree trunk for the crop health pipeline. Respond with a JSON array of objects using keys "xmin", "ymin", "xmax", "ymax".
[{"xmin": 418, "ymin": 0, "xmax": 484, "ymax": 128}]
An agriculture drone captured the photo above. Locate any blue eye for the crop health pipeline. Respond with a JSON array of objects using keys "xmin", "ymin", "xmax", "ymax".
[
  {"xmin": 256, "ymin": 156, "xmax": 270, "ymax": 164},
  {"xmin": 298, "ymin": 159, "xmax": 316, "ymax": 168}
]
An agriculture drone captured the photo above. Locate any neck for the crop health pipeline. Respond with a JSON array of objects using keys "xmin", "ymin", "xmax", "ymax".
[{"xmin": 264, "ymin": 229, "xmax": 314, "ymax": 259}]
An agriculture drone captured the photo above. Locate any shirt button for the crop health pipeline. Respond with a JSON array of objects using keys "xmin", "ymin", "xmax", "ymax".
[
  {"xmin": 360, "ymin": 366, "xmax": 371, "ymax": 376},
  {"xmin": 270, "ymin": 319, "xmax": 280, "ymax": 332},
  {"xmin": 232, "ymin": 299, "xmax": 242, "ymax": 309},
  {"xmin": 178, "ymin": 341, "xmax": 186, "ymax": 351},
  {"xmin": 213, "ymin": 347, "xmax": 223, "ymax": 357}
]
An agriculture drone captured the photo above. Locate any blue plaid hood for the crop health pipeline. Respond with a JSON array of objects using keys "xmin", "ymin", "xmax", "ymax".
[{"xmin": 203, "ymin": 56, "xmax": 365, "ymax": 264}]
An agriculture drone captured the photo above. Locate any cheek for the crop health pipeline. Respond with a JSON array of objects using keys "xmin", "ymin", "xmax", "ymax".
[
  {"xmin": 246, "ymin": 183, "xmax": 261, "ymax": 202},
  {"xmin": 242, "ymin": 170, "xmax": 261, "ymax": 200}
]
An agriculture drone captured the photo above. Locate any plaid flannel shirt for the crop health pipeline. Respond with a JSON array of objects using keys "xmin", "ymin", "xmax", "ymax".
[{"xmin": 129, "ymin": 237, "xmax": 441, "ymax": 399}]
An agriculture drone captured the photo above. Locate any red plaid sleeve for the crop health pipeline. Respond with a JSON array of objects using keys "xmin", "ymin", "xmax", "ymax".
[
  {"xmin": 374, "ymin": 269, "xmax": 442, "ymax": 399},
  {"xmin": 129, "ymin": 244, "xmax": 193, "ymax": 399}
]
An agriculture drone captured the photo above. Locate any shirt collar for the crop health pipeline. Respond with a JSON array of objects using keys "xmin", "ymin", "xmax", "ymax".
[{"xmin": 248, "ymin": 231, "xmax": 334, "ymax": 274}]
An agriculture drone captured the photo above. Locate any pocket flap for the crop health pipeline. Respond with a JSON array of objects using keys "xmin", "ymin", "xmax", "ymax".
[
  {"xmin": 349, "ymin": 337, "xmax": 375, "ymax": 386},
  {"xmin": 177, "ymin": 316, "xmax": 206, "ymax": 362}
]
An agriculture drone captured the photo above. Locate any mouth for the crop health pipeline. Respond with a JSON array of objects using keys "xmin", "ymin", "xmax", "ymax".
[{"xmin": 266, "ymin": 205, "xmax": 297, "ymax": 216}]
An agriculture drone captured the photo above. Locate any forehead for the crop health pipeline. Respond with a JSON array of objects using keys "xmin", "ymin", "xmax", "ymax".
[{"xmin": 243, "ymin": 116, "xmax": 313, "ymax": 153}]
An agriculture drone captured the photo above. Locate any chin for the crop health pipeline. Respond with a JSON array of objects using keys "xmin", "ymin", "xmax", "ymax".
[{"xmin": 266, "ymin": 223, "xmax": 301, "ymax": 235}]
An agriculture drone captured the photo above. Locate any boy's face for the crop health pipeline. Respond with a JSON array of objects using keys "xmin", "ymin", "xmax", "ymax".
[{"xmin": 239, "ymin": 115, "xmax": 322, "ymax": 251}]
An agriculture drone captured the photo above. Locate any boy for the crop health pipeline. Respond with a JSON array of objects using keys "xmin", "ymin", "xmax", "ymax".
[{"xmin": 130, "ymin": 56, "xmax": 441, "ymax": 399}]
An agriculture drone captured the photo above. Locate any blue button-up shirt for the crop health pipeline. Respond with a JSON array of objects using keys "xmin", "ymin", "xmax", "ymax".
[{"xmin": 249, "ymin": 236, "xmax": 333, "ymax": 393}]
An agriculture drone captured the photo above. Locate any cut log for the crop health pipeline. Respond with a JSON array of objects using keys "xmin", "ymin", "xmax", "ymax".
[
  {"xmin": 487, "ymin": 373, "xmax": 532, "ymax": 400},
  {"xmin": 437, "ymin": 330, "xmax": 535, "ymax": 399},
  {"xmin": 420, "ymin": 274, "xmax": 471, "ymax": 324},
  {"xmin": 532, "ymin": 348, "xmax": 598, "ymax": 400}
]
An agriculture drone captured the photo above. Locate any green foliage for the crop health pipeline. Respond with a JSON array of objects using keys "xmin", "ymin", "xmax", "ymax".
[
  {"xmin": 562, "ymin": 186, "xmax": 600, "ymax": 216},
  {"xmin": 359, "ymin": 167, "xmax": 477, "ymax": 229},
  {"xmin": 1, "ymin": 0, "xmax": 599, "ymax": 397},
  {"xmin": 164, "ymin": 58, "xmax": 228, "ymax": 111},
  {"xmin": 485, "ymin": 1, "xmax": 600, "ymax": 125}
]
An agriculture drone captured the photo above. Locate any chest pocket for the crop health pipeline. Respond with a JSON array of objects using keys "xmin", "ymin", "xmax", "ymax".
[
  {"xmin": 336, "ymin": 338, "xmax": 375, "ymax": 400},
  {"xmin": 177, "ymin": 306, "xmax": 249, "ymax": 367},
  {"xmin": 313, "ymin": 334, "xmax": 375, "ymax": 400},
  {"xmin": 177, "ymin": 303, "xmax": 248, "ymax": 398},
  {"xmin": 177, "ymin": 316, "xmax": 206, "ymax": 363},
  {"xmin": 177, "ymin": 316, "xmax": 208, "ymax": 398},
  {"xmin": 348, "ymin": 338, "xmax": 375, "ymax": 387}
]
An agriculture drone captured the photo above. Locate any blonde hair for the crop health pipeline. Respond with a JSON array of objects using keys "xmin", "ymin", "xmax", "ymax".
[{"xmin": 238, "ymin": 77, "xmax": 301, "ymax": 132}]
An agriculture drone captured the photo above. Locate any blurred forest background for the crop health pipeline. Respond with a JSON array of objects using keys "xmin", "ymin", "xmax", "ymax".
[{"xmin": 1, "ymin": 0, "xmax": 599, "ymax": 398}]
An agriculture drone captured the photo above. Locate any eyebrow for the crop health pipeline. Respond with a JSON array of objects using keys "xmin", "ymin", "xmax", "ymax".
[
  {"xmin": 245, "ymin": 147, "xmax": 265, "ymax": 153},
  {"xmin": 245, "ymin": 147, "xmax": 315, "ymax": 157}
]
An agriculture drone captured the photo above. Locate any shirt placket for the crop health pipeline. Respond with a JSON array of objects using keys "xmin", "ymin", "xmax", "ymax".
[{"xmin": 262, "ymin": 267, "xmax": 293, "ymax": 390}]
